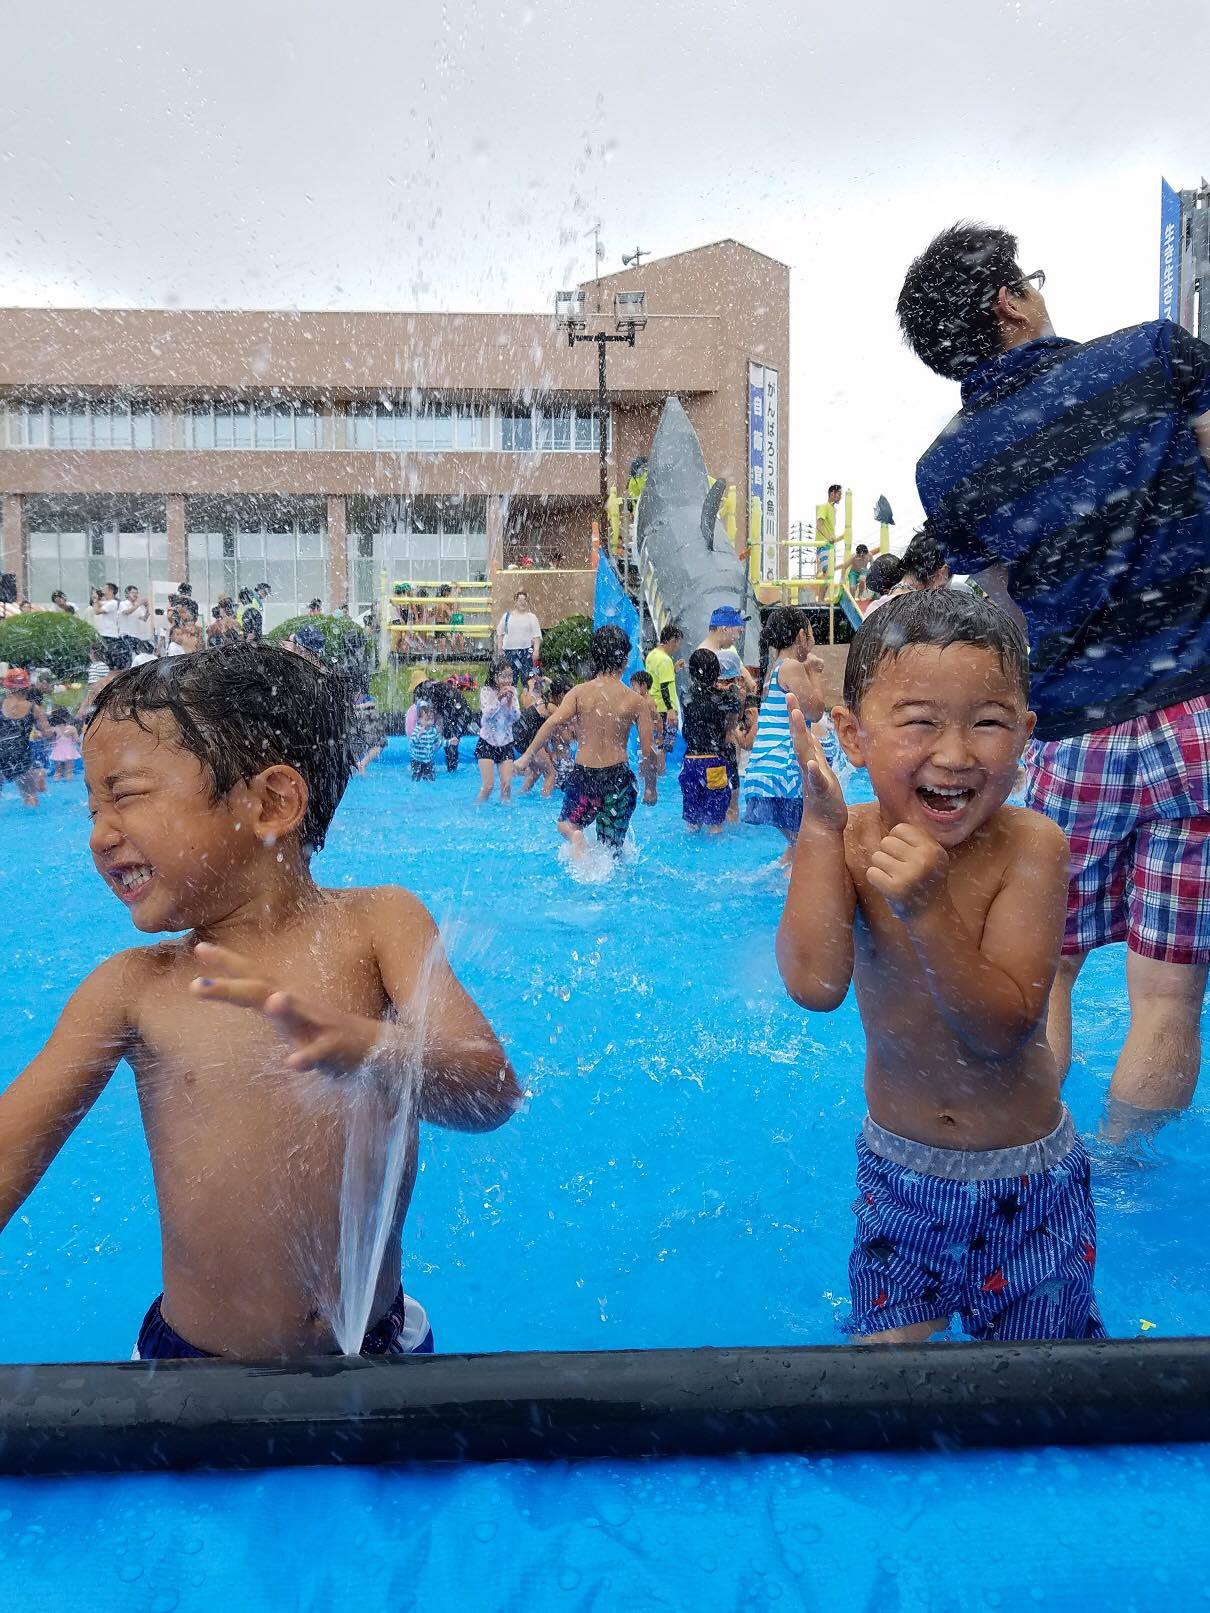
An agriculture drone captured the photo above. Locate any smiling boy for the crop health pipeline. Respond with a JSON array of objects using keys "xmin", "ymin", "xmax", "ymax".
[
  {"xmin": 0, "ymin": 645, "xmax": 518, "ymax": 1359},
  {"xmin": 777, "ymin": 590, "xmax": 1103, "ymax": 1344}
]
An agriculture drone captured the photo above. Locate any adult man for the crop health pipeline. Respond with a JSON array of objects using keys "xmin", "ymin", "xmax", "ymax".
[
  {"xmin": 497, "ymin": 589, "xmax": 542, "ymax": 682},
  {"xmin": 118, "ymin": 585, "xmax": 156, "ymax": 664},
  {"xmin": 93, "ymin": 582, "xmax": 131, "ymax": 670},
  {"xmin": 816, "ymin": 483, "xmax": 843, "ymax": 577},
  {"xmin": 898, "ymin": 221, "xmax": 1210, "ymax": 1137}
]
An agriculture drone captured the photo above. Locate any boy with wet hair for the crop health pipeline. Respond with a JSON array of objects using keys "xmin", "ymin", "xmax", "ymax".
[
  {"xmin": 0, "ymin": 644, "xmax": 518, "ymax": 1360},
  {"xmin": 628, "ymin": 668, "xmax": 660, "ymax": 805},
  {"xmin": 517, "ymin": 625, "xmax": 654, "ymax": 859},
  {"xmin": 777, "ymin": 590, "xmax": 1103, "ymax": 1344}
]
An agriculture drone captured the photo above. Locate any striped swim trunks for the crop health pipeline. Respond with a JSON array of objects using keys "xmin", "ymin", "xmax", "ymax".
[
  {"xmin": 846, "ymin": 1110, "xmax": 1104, "ymax": 1342},
  {"xmin": 1023, "ymin": 694, "xmax": 1210, "ymax": 964}
]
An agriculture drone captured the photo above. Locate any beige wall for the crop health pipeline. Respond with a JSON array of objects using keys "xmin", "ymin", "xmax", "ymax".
[
  {"xmin": 492, "ymin": 569, "xmax": 594, "ymax": 634},
  {"xmin": 0, "ymin": 308, "xmax": 720, "ymax": 397}
]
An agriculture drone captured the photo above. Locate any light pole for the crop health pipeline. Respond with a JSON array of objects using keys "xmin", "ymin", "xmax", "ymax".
[{"xmin": 554, "ymin": 289, "xmax": 647, "ymax": 523}]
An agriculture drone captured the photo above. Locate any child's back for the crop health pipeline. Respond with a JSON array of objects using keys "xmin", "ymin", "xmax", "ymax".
[{"xmin": 0, "ymin": 646, "xmax": 519, "ymax": 1359}]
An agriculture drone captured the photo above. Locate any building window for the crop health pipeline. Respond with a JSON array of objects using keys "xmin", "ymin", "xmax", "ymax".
[
  {"xmin": 6, "ymin": 401, "xmax": 162, "ymax": 450},
  {"xmin": 499, "ymin": 407, "xmax": 534, "ymax": 453}
]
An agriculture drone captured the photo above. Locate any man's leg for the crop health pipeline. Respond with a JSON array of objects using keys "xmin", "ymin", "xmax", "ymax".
[
  {"xmin": 1106, "ymin": 950, "xmax": 1208, "ymax": 1126},
  {"xmin": 1046, "ymin": 952, "xmax": 1089, "ymax": 1080}
]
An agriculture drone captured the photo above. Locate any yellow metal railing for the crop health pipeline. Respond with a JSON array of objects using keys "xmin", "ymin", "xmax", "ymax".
[{"xmin": 383, "ymin": 577, "xmax": 493, "ymax": 646}]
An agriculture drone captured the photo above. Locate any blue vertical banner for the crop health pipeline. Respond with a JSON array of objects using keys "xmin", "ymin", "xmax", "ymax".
[{"xmin": 1160, "ymin": 178, "xmax": 1181, "ymax": 322}]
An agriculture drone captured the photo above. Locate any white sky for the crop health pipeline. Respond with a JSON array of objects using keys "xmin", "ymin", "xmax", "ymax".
[{"xmin": 0, "ymin": 0, "xmax": 1204, "ymax": 538}]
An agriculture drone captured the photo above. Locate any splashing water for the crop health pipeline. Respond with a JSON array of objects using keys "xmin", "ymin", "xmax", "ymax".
[{"xmin": 329, "ymin": 932, "xmax": 448, "ymax": 1355}]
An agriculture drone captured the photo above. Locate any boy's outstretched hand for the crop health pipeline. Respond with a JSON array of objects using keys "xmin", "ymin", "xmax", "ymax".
[
  {"xmin": 190, "ymin": 941, "xmax": 382, "ymax": 1076},
  {"xmin": 866, "ymin": 824, "xmax": 949, "ymax": 920},
  {"xmin": 787, "ymin": 693, "xmax": 847, "ymax": 832}
]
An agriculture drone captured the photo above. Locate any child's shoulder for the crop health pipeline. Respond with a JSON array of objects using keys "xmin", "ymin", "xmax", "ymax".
[
  {"xmin": 327, "ymin": 883, "xmax": 437, "ymax": 936},
  {"xmin": 992, "ymin": 803, "xmax": 1069, "ymax": 862}
]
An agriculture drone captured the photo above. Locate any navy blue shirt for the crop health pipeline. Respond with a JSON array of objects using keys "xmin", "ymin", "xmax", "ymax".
[{"xmin": 916, "ymin": 321, "xmax": 1210, "ymax": 739}]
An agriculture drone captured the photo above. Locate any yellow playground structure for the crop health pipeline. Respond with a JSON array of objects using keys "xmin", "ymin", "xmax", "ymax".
[{"xmin": 381, "ymin": 576, "xmax": 493, "ymax": 659}]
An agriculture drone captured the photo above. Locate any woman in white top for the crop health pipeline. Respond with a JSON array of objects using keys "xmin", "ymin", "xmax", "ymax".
[{"xmin": 496, "ymin": 589, "xmax": 542, "ymax": 682}]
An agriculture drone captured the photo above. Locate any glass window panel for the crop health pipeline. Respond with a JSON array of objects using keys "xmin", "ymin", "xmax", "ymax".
[
  {"xmin": 89, "ymin": 407, "xmax": 110, "ymax": 449},
  {"xmin": 237, "ymin": 530, "xmax": 265, "ymax": 559},
  {"xmin": 429, "ymin": 407, "xmax": 453, "ymax": 451},
  {"xmin": 441, "ymin": 534, "xmax": 468, "ymax": 558},
  {"xmin": 552, "ymin": 410, "xmax": 572, "ymax": 451},
  {"xmin": 231, "ymin": 404, "xmax": 252, "ymax": 449},
  {"xmin": 48, "ymin": 406, "xmax": 69, "ymax": 447},
  {"xmin": 7, "ymin": 408, "xmax": 25, "ymax": 447},
  {"xmin": 67, "ymin": 408, "xmax": 90, "ymax": 449},
  {"xmin": 413, "ymin": 410, "xmax": 435, "ymax": 452},
  {"xmin": 252, "ymin": 405, "xmax": 273, "ymax": 449},
  {"xmin": 455, "ymin": 407, "xmax": 486, "ymax": 450},
  {"xmin": 28, "ymin": 407, "xmax": 46, "ymax": 447},
  {"xmin": 214, "ymin": 408, "xmax": 234, "ymax": 450},
  {"xmin": 573, "ymin": 411, "xmax": 594, "ymax": 451},
  {"xmin": 274, "ymin": 406, "xmax": 293, "ymax": 449},
  {"xmin": 536, "ymin": 413, "xmax": 553, "ymax": 451},
  {"xmin": 297, "ymin": 531, "xmax": 324, "ymax": 558},
  {"xmin": 110, "ymin": 404, "xmax": 131, "ymax": 449},
  {"xmin": 132, "ymin": 406, "xmax": 155, "ymax": 450},
  {"xmin": 188, "ymin": 412, "xmax": 211, "ymax": 449},
  {"xmin": 352, "ymin": 409, "xmax": 374, "ymax": 450},
  {"xmin": 294, "ymin": 407, "xmax": 320, "ymax": 451}
]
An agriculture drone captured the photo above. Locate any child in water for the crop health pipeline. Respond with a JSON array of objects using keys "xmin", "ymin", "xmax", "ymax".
[
  {"xmin": 47, "ymin": 706, "xmax": 82, "ymax": 781},
  {"xmin": 513, "ymin": 675, "xmax": 557, "ymax": 797},
  {"xmin": 476, "ymin": 659, "xmax": 520, "ymax": 803},
  {"xmin": 409, "ymin": 700, "xmax": 439, "ymax": 780},
  {"xmin": 678, "ymin": 649, "xmax": 736, "ymax": 836},
  {"xmin": 0, "ymin": 645, "xmax": 519, "ymax": 1359},
  {"xmin": 628, "ymin": 668, "xmax": 660, "ymax": 805},
  {"xmin": 516, "ymin": 625, "xmax": 654, "ymax": 860},
  {"xmin": 777, "ymin": 591, "xmax": 1102, "ymax": 1343}
]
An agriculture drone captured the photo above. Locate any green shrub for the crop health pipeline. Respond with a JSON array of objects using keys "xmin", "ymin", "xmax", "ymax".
[
  {"xmin": 266, "ymin": 613, "xmax": 371, "ymax": 665},
  {"xmin": 539, "ymin": 613, "xmax": 593, "ymax": 681},
  {"xmin": 0, "ymin": 611, "xmax": 99, "ymax": 680}
]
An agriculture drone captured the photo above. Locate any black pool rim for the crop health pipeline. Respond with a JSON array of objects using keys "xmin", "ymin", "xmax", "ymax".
[{"xmin": 3, "ymin": 1337, "xmax": 1209, "ymax": 1475}]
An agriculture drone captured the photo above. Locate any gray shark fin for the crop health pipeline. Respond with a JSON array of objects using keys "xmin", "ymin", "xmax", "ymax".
[{"xmin": 700, "ymin": 479, "xmax": 726, "ymax": 552}]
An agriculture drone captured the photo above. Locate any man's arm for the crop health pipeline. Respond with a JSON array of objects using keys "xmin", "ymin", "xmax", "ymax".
[
  {"xmin": 775, "ymin": 700, "xmax": 855, "ymax": 1011},
  {"xmin": 0, "ymin": 954, "xmax": 134, "ymax": 1233},
  {"xmin": 873, "ymin": 814, "xmax": 1068, "ymax": 1058}
]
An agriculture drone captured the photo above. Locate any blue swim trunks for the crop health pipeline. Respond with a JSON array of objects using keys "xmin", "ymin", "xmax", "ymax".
[
  {"xmin": 846, "ymin": 1109, "xmax": 1105, "ymax": 1341},
  {"xmin": 133, "ymin": 1290, "xmax": 435, "ymax": 1359},
  {"xmin": 679, "ymin": 754, "xmax": 731, "ymax": 827}
]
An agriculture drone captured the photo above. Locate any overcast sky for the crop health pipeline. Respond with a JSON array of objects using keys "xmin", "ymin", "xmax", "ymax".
[{"xmin": 1, "ymin": 0, "xmax": 1205, "ymax": 535}]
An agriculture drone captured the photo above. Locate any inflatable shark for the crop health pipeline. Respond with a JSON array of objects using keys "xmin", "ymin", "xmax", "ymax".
[{"xmin": 635, "ymin": 397, "xmax": 760, "ymax": 666}]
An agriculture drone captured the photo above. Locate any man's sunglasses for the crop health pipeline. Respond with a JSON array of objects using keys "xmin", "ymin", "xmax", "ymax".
[{"xmin": 1010, "ymin": 269, "xmax": 1046, "ymax": 295}]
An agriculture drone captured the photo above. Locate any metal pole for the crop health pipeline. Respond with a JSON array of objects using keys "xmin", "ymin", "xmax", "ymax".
[{"xmin": 597, "ymin": 332, "xmax": 609, "ymax": 520}]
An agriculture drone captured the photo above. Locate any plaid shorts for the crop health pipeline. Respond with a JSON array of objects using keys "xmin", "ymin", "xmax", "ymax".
[{"xmin": 1024, "ymin": 694, "xmax": 1210, "ymax": 964}]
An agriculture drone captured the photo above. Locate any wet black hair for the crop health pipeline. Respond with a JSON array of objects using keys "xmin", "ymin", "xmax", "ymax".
[
  {"xmin": 47, "ymin": 705, "xmax": 73, "ymax": 727},
  {"xmin": 689, "ymin": 647, "xmax": 721, "ymax": 686},
  {"xmin": 842, "ymin": 588, "xmax": 1030, "ymax": 712},
  {"xmin": 897, "ymin": 222, "xmax": 1022, "ymax": 380},
  {"xmin": 854, "ymin": 544, "xmax": 870, "ymax": 557},
  {"xmin": 488, "ymin": 657, "xmax": 514, "ymax": 683},
  {"xmin": 591, "ymin": 625, "xmax": 630, "ymax": 673},
  {"xmin": 828, "ymin": 483, "xmax": 842, "ymax": 499},
  {"xmin": 901, "ymin": 527, "xmax": 948, "ymax": 586},
  {"xmin": 866, "ymin": 553, "xmax": 904, "ymax": 596},
  {"xmin": 629, "ymin": 669, "xmax": 653, "ymax": 690},
  {"xmin": 550, "ymin": 676, "xmax": 573, "ymax": 703},
  {"xmin": 759, "ymin": 606, "xmax": 808, "ymax": 654},
  {"xmin": 85, "ymin": 642, "xmax": 355, "ymax": 854},
  {"xmin": 238, "ymin": 588, "xmax": 254, "ymax": 605},
  {"xmin": 658, "ymin": 621, "xmax": 682, "ymax": 644}
]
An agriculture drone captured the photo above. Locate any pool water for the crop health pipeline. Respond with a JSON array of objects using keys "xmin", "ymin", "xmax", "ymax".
[{"xmin": 2, "ymin": 742, "xmax": 1209, "ymax": 1609}]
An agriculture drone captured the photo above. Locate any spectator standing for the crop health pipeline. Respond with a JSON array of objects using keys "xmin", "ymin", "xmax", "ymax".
[
  {"xmin": 497, "ymin": 589, "xmax": 542, "ymax": 683},
  {"xmin": 119, "ymin": 585, "xmax": 156, "ymax": 664},
  {"xmin": 899, "ymin": 221, "xmax": 1210, "ymax": 1138}
]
